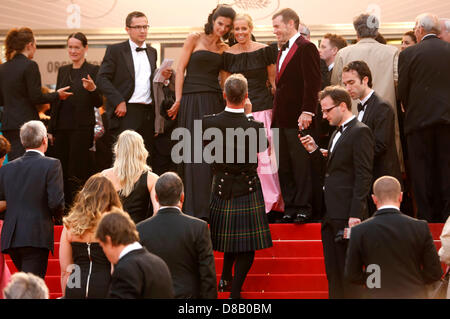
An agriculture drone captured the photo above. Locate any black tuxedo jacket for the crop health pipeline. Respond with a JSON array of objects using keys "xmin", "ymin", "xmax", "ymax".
[
  {"xmin": 344, "ymin": 208, "xmax": 443, "ymax": 298},
  {"xmin": 108, "ymin": 247, "xmax": 174, "ymax": 299},
  {"xmin": 48, "ymin": 61, "xmax": 103, "ymax": 133},
  {"xmin": 311, "ymin": 118, "xmax": 374, "ymax": 220},
  {"xmin": 0, "ymin": 151, "xmax": 64, "ymax": 253},
  {"xmin": 203, "ymin": 110, "xmax": 267, "ymax": 199},
  {"xmin": 272, "ymin": 36, "xmax": 321, "ymax": 129},
  {"xmin": 361, "ymin": 92, "xmax": 401, "ymax": 183},
  {"xmin": 0, "ymin": 54, "xmax": 59, "ymax": 131},
  {"xmin": 137, "ymin": 207, "xmax": 217, "ymax": 299},
  {"xmin": 96, "ymin": 40, "xmax": 157, "ymax": 129},
  {"xmin": 398, "ymin": 35, "xmax": 450, "ymax": 135}
]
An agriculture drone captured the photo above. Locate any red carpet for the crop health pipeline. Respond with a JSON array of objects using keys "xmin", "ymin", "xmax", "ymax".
[{"xmin": 4, "ymin": 223, "xmax": 445, "ymax": 299}]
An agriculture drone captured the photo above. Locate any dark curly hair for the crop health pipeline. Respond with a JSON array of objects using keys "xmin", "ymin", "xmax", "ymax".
[
  {"xmin": 204, "ymin": 4, "xmax": 236, "ymax": 40},
  {"xmin": 5, "ymin": 27, "xmax": 34, "ymax": 61}
]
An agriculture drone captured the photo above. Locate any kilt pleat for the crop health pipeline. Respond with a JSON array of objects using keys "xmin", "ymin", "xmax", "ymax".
[{"xmin": 210, "ymin": 185, "xmax": 273, "ymax": 253}]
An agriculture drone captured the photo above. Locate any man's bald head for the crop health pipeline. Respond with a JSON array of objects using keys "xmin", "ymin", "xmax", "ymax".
[{"xmin": 372, "ymin": 176, "xmax": 402, "ymax": 208}]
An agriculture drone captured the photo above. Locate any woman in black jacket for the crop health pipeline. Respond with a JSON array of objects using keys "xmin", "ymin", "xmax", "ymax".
[
  {"xmin": 0, "ymin": 27, "xmax": 72, "ymax": 160},
  {"xmin": 48, "ymin": 32, "xmax": 103, "ymax": 210}
]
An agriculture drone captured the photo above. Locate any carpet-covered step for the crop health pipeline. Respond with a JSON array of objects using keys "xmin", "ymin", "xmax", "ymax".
[
  {"xmin": 218, "ymin": 291, "xmax": 329, "ymax": 299},
  {"xmin": 268, "ymin": 224, "xmax": 322, "ymax": 240},
  {"xmin": 215, "ymin": 257, "xmax": 325, "ymax": 274}
]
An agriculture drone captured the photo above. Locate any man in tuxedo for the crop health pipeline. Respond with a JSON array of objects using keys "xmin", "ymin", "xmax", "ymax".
[
  {"xmin": 331, "ymin": 13, "xmax": 403, "ymax": 174},
  {"xmin": 271, "ymin": 8, "xmax": 321, "ymax": 223},
  {"xmin": 300, "ymin": 86, "xmax": 374, "ymax": 298},
  {"xmin": 0, "ymin": 120, "xmax": 64, "ymax": 279},
  {"xmin": 96, "ymin": 208, "xmax": 174, "ymax": 299},
  {"xmin": 137, "ymin": 172, "xmax": 217, "ymax": 299},
  {"xmin": 342, "ymin": 61, "xmax": 402, "ymax": 188},
  {"xmin": 344, "ymin": 176, "xmax": 442, "ymax": 298},
  {"xmin": 398, "ymin": 13, "xmax": 450, "ymax": 222},
  {"xmin": 97, "ymin": 11, "xmax": 158, "ymax": 165}
]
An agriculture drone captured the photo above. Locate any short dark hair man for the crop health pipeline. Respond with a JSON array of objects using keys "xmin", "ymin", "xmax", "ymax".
[
  {"xmin": 0, "ymin": 120, "xmax": 64, "ymax": 279},
  {"xmin": 136, "ymin": 172, "xmax": 217, "ymax": 299},
  {"xmin": 342, "ymin": 61, "xmax": 402, "ymax": 193},
  {"xmin": 344, "ymin": 176, "xmax": 443, "ymax": 298},
  {"xmin": 96, "ymin": 208, "xmax": 174, "ymax": 299},
  {"xmin": 300, "ymin": 86, "xmax": 374, "ymax": 298}
]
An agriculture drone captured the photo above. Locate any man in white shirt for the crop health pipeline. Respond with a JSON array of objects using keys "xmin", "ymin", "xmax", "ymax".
[
  {"xmin": 271, "ymin": 8, "xmax": 322, "ymax": 223},
  {"xmin": 97, "ymin": 11, "xmax": 158, "ymax": 165},
  {"xmin": 344, "ymin": 176, "xmax": 442, "ymax": 298}
]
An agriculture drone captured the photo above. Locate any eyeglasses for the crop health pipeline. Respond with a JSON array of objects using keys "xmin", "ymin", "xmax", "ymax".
[
  {"xmin": 321, "ymin": 105, "xmax": 338, "ymax": 114},
  {"xmin": 128, "ymin": 25, "xmax": 149, "ymax": 31}
]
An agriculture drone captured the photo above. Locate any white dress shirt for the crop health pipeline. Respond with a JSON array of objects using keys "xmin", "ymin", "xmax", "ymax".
[
  {"xmin": 357, "ymin": 90, "xmax": 374, "ymax": 122},
  {"xmin": 118, "ymin": 241, "xmax": 143, "ymax": 261},
  {"xmin": 128, "ymin": 40, "xmax": 152, "ymax": 105},
  {"xmin": 377, "ymin": 205, "xmax": 400, "ymax": 211},
  {"xmin": 278, "ymin": 33, "xmax": 301, "ymax": 72},
  {"xmin": 330, "ymin": 115, "xmax": 356, "ymax": 153},
  {"xmin": 224, "ymin": 106, "xmax": 252, "ymax": 118}
]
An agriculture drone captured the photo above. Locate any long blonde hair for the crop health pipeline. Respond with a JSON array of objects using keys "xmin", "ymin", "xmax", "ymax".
[
  {"xmin": 63, "ymin": 174, "xmax": 122, "ymax": 236},
  {"xmin": 113, "ymin": 130, "xmax": 150, "ymax": 197}
]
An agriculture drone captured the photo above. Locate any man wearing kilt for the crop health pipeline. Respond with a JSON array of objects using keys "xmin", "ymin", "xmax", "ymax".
[{"xmin": 203, "ymin": 73, "xmax": 273, "ymax": 299}]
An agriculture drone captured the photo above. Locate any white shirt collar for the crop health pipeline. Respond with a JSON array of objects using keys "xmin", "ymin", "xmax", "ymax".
[
  {"xmin": 119, "ymin": 242, "xmax": 142, "ymax": 261},
  {"xmin": 341, "ymin": 115, "xmax": 356, "ymax": 129},
  {"xmin": 378, "ymin": 205, "xmax": 400, "ymax": 211},
  {"xmin": 422, "ymin": 33, "xmax": 436, "ymax": 40},
  {"xmin": 359, "ymin": 90, "xmax": 375, "ymax": 106},
  {"xmin": 129, "ymin": 39, "xmax": 147, "ymax": 51},
  {"xmin": 26, "ymin": 149, "xmax": 45, "ymax": 157},
  {"xmin": 328, "ymin": 62, "xmax": 335, "ymax": 72},
  {"xmin": 288, "ymin": 33, "xmax": 301, "ymax": 48},
  {"xmin": 159, "ymin": 206, "xmax": 182, "ymax": 212},
  {"xmin": 225, "ymin": 107, "xmax": 245, "ymax": 113}
]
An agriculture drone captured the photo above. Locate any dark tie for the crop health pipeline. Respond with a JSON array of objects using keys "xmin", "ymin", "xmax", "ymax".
[
  {"xmin": 136, "ymin": 47, "xmax": 146, "ymax": 52},
  {"xmin": 281, "ymin": 41, "xmax": 290, "ymax": 52},
  {"xmin": 357, "ymin": 102, "xmax": 366, "ymax": 113},
  {"xmin": 337, "ymin": 122, "xmax": 348, "ymax": 134}
]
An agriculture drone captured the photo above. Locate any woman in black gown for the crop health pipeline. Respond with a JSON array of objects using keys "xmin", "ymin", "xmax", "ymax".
[
  {"xmin": 167, "ymin": 5, "xmax": 236, "ymax": 222},
  {"xmin": 59, "ymin": 174, "xmax": 122, "ymax": 299},
  {"xmin": 48, "ymin": 32, "xmax": 103, "ymax": 210}
]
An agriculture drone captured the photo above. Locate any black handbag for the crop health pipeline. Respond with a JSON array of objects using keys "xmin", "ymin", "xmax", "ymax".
[
  {"xmin": 159, "ymin": 85, "xmax": 176, "ymax": 130},
  {"xmin": 431, "ymin": 269, "xmax": 449, "ymax": 299}
]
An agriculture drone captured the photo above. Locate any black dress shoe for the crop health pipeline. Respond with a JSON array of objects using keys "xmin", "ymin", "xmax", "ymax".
[
  {"xmin": 293, "ymin": 213, "xmax": 309, "ymax": 224},
  {"xmin": 281, "ymin": 215, "xmax": 293, "ymax": 223},
  {"xmin": 218, "ymin": 279, "xmax": 232, "ymax": 292}
]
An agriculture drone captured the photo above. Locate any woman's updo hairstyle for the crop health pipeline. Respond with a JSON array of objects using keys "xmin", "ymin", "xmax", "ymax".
[
  {"xmin": 5, "ymin": 27, "xmax": 34, "ymax": 61},
  {"xmin": 67, "ymin": 32, "xmax": 88, "ymax": 47},
  {"xmin": 204, "ymin": 4, "xmax": 236, "ymax": 40}
]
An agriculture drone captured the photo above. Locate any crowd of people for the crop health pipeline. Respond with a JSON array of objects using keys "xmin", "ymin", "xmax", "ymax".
[{"xmin": 0, "ymin": 4, "xmax": 449, "ymax": 299}]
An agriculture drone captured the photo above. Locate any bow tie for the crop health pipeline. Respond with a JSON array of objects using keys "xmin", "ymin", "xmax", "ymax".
[
  {"xmin": 281, "ymin": 41, "xmax": 290, "ymax": 52},
  {"xmin": 357, "ymin": 102, "xmax": 366, "ymax": 113},
  {"xmin": 337, "ymin": 123, "xmax": 348, "ymax": 134},
  {"xmin": 136, "ymin": 47, "xmax": 146, "ymax": 52}
]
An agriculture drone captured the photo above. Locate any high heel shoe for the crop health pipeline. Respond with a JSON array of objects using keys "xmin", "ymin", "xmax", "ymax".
[{"xmin": 218, "ymin": 278, "xmax": 232, "ymax": 292}]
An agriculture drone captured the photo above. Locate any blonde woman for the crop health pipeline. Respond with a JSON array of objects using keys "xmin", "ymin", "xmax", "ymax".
[
  {"xmin": 59, "ymin": 174, "xmax": 122, "ymax": 299},
  {"xmin": 102, "ymin": 130, "xmax": 159, "ymax": 224}
]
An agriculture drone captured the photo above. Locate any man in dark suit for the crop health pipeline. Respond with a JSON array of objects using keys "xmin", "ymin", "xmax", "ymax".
[
  {"xmin": 96, "ymin": 208, "xmax": 174, "ymax": 299},
  {"xmin": 344, "ymin": 176, "xmax": 443, "ymax": 298},
  {"xmin": 398, "ymin": 13, "xmax": 450, "ymax": 222},
  {"xmin": 300, "ymin": 86, "xmax": 374, "ymax": 298},
  {"xmin": 342, "ymin": 61, "xmax": 402, "ymax": 189},
  {"xmin": 0, "ymin": 120, "xmax": 64, "ymax": 279},
  {"xmin": 137, "ymin": 172, "xmax": 217, "ymax": 299},
  {"xmin": 271, "ymin": 8, "xmax": 322, "ymax": 223},
  {"xmin": 97, "ymin": 11, "xmax": 157, "ymax": 165}
]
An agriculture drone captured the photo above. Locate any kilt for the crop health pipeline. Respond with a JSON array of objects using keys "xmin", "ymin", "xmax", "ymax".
[{"xmin": 210, "ymin": 184, "xmax": 273, "ymax": 253}]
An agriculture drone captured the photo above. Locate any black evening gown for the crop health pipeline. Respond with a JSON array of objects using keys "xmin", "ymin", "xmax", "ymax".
[
  {"xmin": 119, "ymin": 171, "xmax": 153, "ymax": 224},
  {"xmin": 177, "ymin": 50, "xmax": 225, "ymax": 221},
  {"xmin": 64, "ymin": 242, "xmax": 111, "ymax": 299}
]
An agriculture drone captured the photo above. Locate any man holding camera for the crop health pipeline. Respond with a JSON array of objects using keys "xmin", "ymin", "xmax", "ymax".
[{"xmin": 300, "ymin": 86, "xmax": 374, "ymax": 298}]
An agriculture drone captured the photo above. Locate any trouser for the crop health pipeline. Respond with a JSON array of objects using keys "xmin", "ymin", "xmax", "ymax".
[{"xmin": 7, "ymin": 247, "xmax": 49, "ymax": 279}]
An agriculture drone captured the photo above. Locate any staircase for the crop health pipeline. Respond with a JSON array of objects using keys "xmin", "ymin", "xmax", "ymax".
[{"xmin": 4, "ymin": 223, "xmax": 445, "ymax": 299}]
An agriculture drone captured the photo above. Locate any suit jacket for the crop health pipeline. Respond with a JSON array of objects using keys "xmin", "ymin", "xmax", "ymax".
[
  {"xmin": 311, "ymin": 117, "xmax": 374, "ymax": 220},
  {"xmin": 361, "ymin": 92, "xmax": 401, "ymax": 183},
  {"xmin": 137, "ymin": 207, "xmax": 217, "ymax": 299},
  {"xmin": 331, "ymin": 38, "xmax": 403, "ymax": 169},
  {"xmin": 96, "ymin": 40, "xmax": 157, "ymax": 129},
  {"xmin": 108, "ymin": 247, "xmax": 174, "ymax": 299},
  {"xmin": 345, "ymin": 208, "xmax": 443, "ymax": 298},
  {"xmin": 398, "ymin": 35, "xmax": 450, "ymax": 135},
  {"xmin": 272, "ymin": 36, "xmax": 321, "ymax": 128},
  {"xmin": 0, "ymin": 151, "xmax": 64, "ymax": 253},
  {"xmin": 203, "ymin": 110, "xmax": 267, "ymax": 199},
  {"xmin": 0, "ymin": 54, "xmax": 59, "ymax": 131},
  {"xmin": 48, "ymin": 61, "xmax": 103, "ymax": 133}
]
